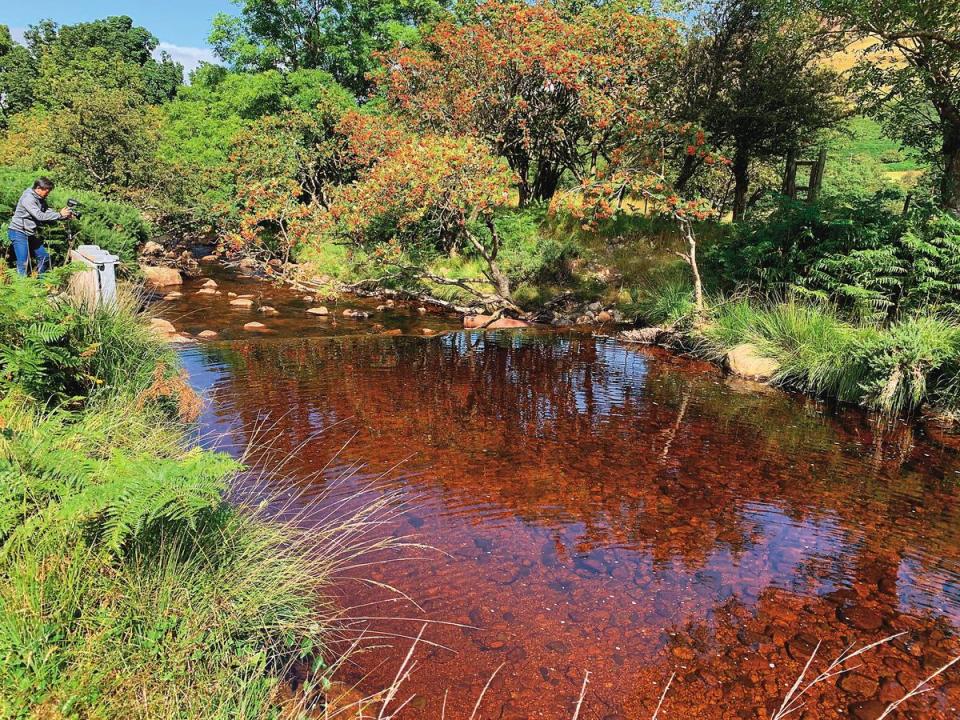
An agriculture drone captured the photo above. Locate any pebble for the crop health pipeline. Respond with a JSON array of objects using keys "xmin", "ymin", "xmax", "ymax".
[{"xmin": 838, "ymin": 605, "xmax": 884, "ymax": 631}]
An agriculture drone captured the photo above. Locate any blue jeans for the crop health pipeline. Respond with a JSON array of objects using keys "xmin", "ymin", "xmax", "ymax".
[{"xmin": 8, "ymin": 229, "xmax": 50, "ymax": 275}]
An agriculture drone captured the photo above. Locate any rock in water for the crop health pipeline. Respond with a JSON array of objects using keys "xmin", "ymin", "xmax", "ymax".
[
  {"xmin": 162, "ymin": 291, "xmax": 183, "ymax": 300},
  {"xmin": 243, "ymin": 321, "xmax": 267, "ymax": 331},
  {"xmin": 195, "ymin": 288, "xmax": 216, "ymax": 295},
  {"xmin": 140, "ymin": 264, "xmax": 182, "ymax": 288},
  {"xmin": 306, "ymin": 306, "xmax": 329, "ymax": 316},
  {"xmin": 200, "ymin": 278, "xmax": 217, "ymax": 289},
  {"xmin": 197, "ymin": 330, "xmax": 219, "ymax": 338},
  {"xmin": 620, "ymin": 327, "xmax": 664, "ymax": 344},
  {"xmin": 229, "ymin": 298, "xmax": 254, "ymax": 308},
  {"xmin": 464, "ymin": 314, "xmax": 531, "ymax": 329},
  {"xmin": 149, "ymin": 318, "xmax": 176, "ymax": 335},
  {"xmin": 342, "ymin": 308, "xmax": 370, "ymax": 319},
  {"xmin": 726, "ymin": 343, "xmax": 780, "ymax": 381}
]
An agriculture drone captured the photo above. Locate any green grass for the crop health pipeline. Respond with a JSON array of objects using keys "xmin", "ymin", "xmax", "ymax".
[{"xmin": 832, "ymin": 117, "xmax": 924, "ymax": 174}]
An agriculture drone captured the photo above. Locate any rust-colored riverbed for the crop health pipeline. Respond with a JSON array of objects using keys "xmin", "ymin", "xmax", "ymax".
[{"xmin": 161, "ymin": 268, "xmax": 960, "ymax": 719}]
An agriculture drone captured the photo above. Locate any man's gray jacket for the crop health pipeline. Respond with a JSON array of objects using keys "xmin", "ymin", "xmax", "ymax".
[{"xmin": 10, "ymin": 189, "xmax": 62, "ymax": 237}]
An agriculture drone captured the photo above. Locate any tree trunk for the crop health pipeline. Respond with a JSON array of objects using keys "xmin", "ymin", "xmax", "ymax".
[
  {"xmin": 942, "ymin": 122, "xmax": 960, "ymax": 216},
  {"xmin": 674, "ymin": 154, "xmax": 699, "ymax": 193},
  {"xmin": 531, "ymin": 163, "xmax": 562, "ymax": 202},
  {"xmin": 732, "ymin": 148, "xmax": 750, "ymax": 222}
]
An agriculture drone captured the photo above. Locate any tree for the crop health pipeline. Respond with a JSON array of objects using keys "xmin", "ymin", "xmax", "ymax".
[
  {"xmin": 377, "ymin": 0, "xmax": 682, "ymax": 206},
  {"xmin": 0, "ymin": 25, "xmax": 37, "ymax": 126},
  {"xmin": 325, "ymin": 128, "xmax": 517, "ymax": 303},
  {"xmin": 677, "ymin": 0, "xmax": 844, "ymax": 221},
  {"xmin": 813, "ymin": 0, "xmax": 960, "ymax": 214},
  {"xmin": 24, "ymin": 16, "xmax": 183, "ymax": 105},
  {"xmin": 209, "ymin": 0, "xmax": 448, "ymax": 97}
]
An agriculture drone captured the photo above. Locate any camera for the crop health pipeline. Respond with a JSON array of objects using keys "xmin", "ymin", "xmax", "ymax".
[{"xmin": 67, "ymin": 198, "xmax": 81, "ymax": 218}]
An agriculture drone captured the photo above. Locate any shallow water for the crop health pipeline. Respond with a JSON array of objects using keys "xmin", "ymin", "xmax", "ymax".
[{"xmin": 162, "ymin": 269, "xmax": 960, "ymax": 719}]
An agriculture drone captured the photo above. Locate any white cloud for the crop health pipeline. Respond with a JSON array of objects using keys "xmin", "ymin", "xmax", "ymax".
[{"xmin": 153, "ymin": 42, "xmax": 219, "ymax": 81}]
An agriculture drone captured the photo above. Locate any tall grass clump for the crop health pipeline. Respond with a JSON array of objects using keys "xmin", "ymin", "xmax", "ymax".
[
  {"xmin": 697, "ymin": 297, "xmax": 960, "ymax": 416},
  {"xmin": 0, "ymin": 270, "xmax": 401, "ymax": 718}
]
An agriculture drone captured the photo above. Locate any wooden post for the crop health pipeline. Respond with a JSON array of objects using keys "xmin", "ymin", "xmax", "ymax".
[
  {"xmin": 783, "ymin": 148, "xmax": 798, "ymax": 199},
  {"xmin": 807, "ymin": 147, "xmax": 827, "ymax": 203}
]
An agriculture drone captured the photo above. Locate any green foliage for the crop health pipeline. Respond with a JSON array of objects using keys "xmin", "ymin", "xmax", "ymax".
[
  {"xmin": 0, "ymin": 269, "xmax": 169, "ymax": 405},
  {"xmin": 704, "ymin": 193, "xmax": 960, "ymax": 320},
  {"xmin": 0, "ymin": 25, "xmax": 36, "ymax": 127},
  {"xmin": 25, "ymin": 16, "xmax": 182, "ymax": 107},
  {"xmin": 210, "ymin": 0, "xmax": 448, "ymax": 96}
]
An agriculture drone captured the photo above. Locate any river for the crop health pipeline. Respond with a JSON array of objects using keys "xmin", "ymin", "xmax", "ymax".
[{"xmin": 159, "ymin": 266, "xmax": 960, "ymax": 719}]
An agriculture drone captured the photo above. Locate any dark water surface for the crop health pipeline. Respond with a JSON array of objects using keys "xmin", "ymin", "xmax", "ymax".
[{"xmin": 161, "ymin": 270, "xmax": 960, "ymax": 719}]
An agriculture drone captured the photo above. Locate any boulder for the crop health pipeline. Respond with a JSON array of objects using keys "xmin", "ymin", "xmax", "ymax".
[
  {"xmin": 200, "ymin": 278, "xmax": 217, "ymax": 289},
  {"xmin": 726, "ymin": 343, "xmax": 780, "ymax": 381},
  {"xmin": 140, "ymin": 240, "xmax": 164, "ymax": 256},
  {"xmin": 149, "ymin": 318, "xmax": 176, "ymax": 335},
  {"xmin": 243, "ymin": 321, "xmax": 267, "ymax": 331},
  {"xmin": 307, "ymin": 306, "xmax": 329, "ymax": 316},
  {"xmin": 141, "ymin": 264, "xmax": 182, "ymax": 287},
  {"xmin": 463, "ymin": 314, "xmax": 492, "ymax": 329},
  {"xmin": 197, "ymin": 330, "xmax": 219, "ymax": 339},
  {"xmin": 230, "ymin": 298, "xmax": 254, "ymax": 308}
]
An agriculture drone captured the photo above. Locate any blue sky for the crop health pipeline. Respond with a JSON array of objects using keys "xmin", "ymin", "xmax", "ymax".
[{"xmin": 4, "ymin": 0, "xmax": 238, "ymax": 75}]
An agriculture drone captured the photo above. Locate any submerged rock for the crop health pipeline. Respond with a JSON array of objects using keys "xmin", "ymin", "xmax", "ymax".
[
  {"xmin": 342, "ymin": 308, "xmax": 370, "ymax": 319},
  {"xmin": 243, "ymin": 321, "xmax": 267, "ymax": 331},
  {"xmin": 726, "ymin": 343, "xmax": 780, "ymax": 381},
  {"xmin": 230, "ymin": 298, "xmax": 254, "ymax": 308},
  {"xmin": 307, "ymin": 306, "xmax": 329, "ymax": 316},
  {"xmin": 162, "ymin": 291, "xmax": 183, "ymax": 300},
  {"xmin": 197, "ymin": 330, "xmax": 219, "ymax": 338}
]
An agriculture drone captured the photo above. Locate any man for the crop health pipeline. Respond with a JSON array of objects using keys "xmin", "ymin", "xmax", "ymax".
[{"xmin": 8, "ymin": 177, "xmax": 73, "ymax": 275}]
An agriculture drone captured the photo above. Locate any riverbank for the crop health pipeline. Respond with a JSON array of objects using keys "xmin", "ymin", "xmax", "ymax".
[{"xmin": 0, "ymin": 268, "xmax": 389, "ymax": 718}]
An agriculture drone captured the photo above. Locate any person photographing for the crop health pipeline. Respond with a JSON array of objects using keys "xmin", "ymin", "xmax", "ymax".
[{"xmin": 8, "ymin": 177, "xmax": 74, "ymax": 275}]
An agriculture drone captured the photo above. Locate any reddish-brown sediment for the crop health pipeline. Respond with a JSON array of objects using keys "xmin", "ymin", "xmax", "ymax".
[{"xmin": 164, "ymin": 269, "xmax": 960, "ymax": 719}]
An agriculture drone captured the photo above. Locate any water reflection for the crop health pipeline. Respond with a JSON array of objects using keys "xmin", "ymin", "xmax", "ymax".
[{"xmin": 182, "ymin": 329, "xmax": 960, "ymax": 718}]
